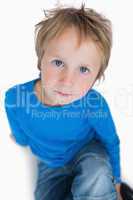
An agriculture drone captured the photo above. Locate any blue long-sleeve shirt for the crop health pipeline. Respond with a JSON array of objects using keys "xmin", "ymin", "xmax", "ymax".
[{"xmin": 4, "ymin": 77, "xmax": 121, "ymax": 184}]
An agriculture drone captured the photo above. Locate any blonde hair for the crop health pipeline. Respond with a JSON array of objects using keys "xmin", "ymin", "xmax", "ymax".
[{"xmin": 34, "ymin": 3, "xmax": 112, "ymax": 82}]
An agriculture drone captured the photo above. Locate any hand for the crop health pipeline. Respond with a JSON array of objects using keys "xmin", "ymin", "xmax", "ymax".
[
  {"xmin": 10, "ymin": 134, "xmax": 16, "ymax": 142},
  {"xmin": 115, "ymin": 184, "xmax": 123, "ymax": 200}
]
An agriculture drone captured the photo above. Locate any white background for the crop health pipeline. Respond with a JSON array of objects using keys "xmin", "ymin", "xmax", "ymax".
[{"xmin": 0, "ymin": 0, "xmax": 133, "ymax": 199}]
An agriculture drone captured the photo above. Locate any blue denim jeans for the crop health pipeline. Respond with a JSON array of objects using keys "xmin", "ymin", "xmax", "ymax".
[{"xmin": 34, "ymin": 138, "xmax": 118, "ymax": 200}]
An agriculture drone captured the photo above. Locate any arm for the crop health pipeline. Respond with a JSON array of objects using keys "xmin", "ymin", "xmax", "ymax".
[
  {"xmin": 4, "ymin": 89, "xmax": 29, "ymax": 147},
  {"xmin": 88, "ymin": 90, "xmax": 122, "ymax": 184}
]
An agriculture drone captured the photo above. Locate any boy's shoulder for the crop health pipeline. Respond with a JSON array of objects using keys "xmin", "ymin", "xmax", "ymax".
[
  {"xmin": 4, "ymin": 78, "xmax": 35, "ymax": 103},
  {"xmin": 88, "ymin": 88, "xmax": 103, "ymax": 97},
  {"xmin": 86, "ymin": 88, "xmax": 109, "ymax": 110},
  {"xmin": 87, "ymin": 88, "xmax": 106, "ymax": 102}
]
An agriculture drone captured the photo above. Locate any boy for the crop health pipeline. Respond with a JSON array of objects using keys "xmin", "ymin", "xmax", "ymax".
[{"xmin": 4, "ymin": 3, "xmax": 123, "ymax": 200}]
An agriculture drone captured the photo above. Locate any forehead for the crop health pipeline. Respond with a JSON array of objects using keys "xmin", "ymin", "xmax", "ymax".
[{"xmin": 44, "ymin": 27, "xmax": 100, "ymax": 56}]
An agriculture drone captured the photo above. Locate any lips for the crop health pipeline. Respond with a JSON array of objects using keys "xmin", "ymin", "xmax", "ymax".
[{"xmin": 55, "ymin": 90, "xmax": 72, "ymax": 96}]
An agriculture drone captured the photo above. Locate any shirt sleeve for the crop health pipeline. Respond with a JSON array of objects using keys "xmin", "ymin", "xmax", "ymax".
[
  {"xmin": 4, "ymin": 88, "xmax": 29, "ymax": 146},
  {"xmin": 87, "ymin": 90, "xmax": 121, "ymax": 184}
]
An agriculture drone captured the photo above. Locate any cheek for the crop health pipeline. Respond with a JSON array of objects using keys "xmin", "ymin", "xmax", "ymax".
[
  {"xmin": 41, "ymin": 67, "xmax": 58, "ymax": 86},
  {"xmin": 75, "ymin": 78, "xmax": 94, "ymax": 95},
  {"xmin": 78, "ymin": 83, "xmax": 90, "ymax": 93}
]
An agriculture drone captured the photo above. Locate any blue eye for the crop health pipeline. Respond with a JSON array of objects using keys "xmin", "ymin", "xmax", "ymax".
[
  {"xmin": 52, "ymin": 59, "xmax": 64, "ymax": 67},
  {"xmin": 80, "ymin": 66, "xmax": 90, "ymax": 74}
]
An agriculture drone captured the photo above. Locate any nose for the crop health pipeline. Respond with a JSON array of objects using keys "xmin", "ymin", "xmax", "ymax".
[{"xmin": 59, "ymin": 70, "xmax": 74, "ymax": 86}]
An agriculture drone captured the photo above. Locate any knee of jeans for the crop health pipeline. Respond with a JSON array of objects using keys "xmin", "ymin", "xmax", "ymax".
[
  {"xmin": 72, "ymin": 156, "xmax": 116, "ymax": 198},
  {"xmin": 89, "ymin": 157, "xmax": 116, "ymax": 196},
  {"xmin": 79, "ymin": 154, "xmax": 113, "ymax": 178},
  {"xmin": 91, "ymin": 156, "xmax": 114, "ymax": 182},
  {"xmin": 97, "ymin": 157, "xmax": 112, "ymax": 174}
]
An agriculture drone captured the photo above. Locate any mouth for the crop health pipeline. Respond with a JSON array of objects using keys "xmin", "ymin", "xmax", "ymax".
[{"xmin": 55, "ymin": 90, "xmax": 72, "ymax": 97}]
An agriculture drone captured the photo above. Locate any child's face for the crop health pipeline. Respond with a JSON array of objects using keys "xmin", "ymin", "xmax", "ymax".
[{"xmin": 40, "ymin": 27, "xmax": 102, "ymax": 106}]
